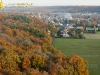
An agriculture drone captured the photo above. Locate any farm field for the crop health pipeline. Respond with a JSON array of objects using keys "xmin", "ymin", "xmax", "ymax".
[{"xmin": 55, "ymin": 38, "xmax": 100, "ymax": 75}]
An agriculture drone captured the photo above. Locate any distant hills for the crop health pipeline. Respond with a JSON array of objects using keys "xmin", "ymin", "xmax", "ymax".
[{"xmin": 1, "ymin": 6, "xmax": 100, "ymax": 13}]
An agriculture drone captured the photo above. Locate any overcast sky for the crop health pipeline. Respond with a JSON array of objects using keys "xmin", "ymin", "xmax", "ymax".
[{"xmin": 3, "ymin": 0, "xmax": 100, "ymax": 6}]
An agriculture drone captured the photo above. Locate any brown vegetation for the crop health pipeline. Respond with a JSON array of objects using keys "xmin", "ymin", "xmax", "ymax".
[{"xmin": 0, "ymin": 13, "xmax": 89, "ymax": 75}]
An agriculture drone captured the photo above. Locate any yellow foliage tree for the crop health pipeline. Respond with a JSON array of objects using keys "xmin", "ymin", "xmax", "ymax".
[{"xmin": 22, "ymin": 57, "xmax": 31, "ymax": 69}]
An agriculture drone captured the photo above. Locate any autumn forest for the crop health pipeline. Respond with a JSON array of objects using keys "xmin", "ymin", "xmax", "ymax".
[{"xmin": 0, "ymin": 13, "xmax": 89, "ymax": 75}]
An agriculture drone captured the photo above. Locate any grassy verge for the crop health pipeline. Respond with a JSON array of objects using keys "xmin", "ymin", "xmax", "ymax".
[{"xmin": 84, "ymin": 31, "xmax": 100, "ymax": 39}]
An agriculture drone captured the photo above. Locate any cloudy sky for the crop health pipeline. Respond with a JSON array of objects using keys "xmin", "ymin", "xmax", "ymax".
[{"xmin": 2, "ymin": 0, "xmax": 100, "ymax": 6}]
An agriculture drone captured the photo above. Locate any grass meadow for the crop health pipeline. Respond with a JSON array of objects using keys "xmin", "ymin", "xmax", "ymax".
[{"xmin": 54, "ymin": 38, "xmax": 100, "ymax": 75}]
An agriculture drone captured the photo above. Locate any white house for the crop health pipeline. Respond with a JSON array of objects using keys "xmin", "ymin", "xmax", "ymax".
[
  {"xmin": 61, "ymin": 33, "xmax": 69, "ymax": 38},
  {"xmin": 86, "ymin": 27, "xmax": 98, "ymax": 31}
]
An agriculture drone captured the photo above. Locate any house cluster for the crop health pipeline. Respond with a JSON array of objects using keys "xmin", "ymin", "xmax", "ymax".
[
  {"xmin": 27, "ymin": 12, "xmax": 100, "ymax": 38},
  {"xmin": 59, "ymin": 24, "xmax": 84, "ymax": 37},
  {"xmin": 61, "ymin": 24, "xmax": 100, "ymax": 38}
]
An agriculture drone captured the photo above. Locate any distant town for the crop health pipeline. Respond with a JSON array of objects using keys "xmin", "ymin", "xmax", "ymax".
[{"xmin": 1, "ymin": 6, "xmax": 100, "ymax": 38}]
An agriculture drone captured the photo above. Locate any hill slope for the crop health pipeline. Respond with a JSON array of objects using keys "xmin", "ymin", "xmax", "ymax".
[{"xmin": 0, "ymin": 13, "xmax": 89, "ymax": 75}]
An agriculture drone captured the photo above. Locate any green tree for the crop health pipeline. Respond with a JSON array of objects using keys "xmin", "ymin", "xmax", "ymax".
[
  {"xmin": 48, "ymin": 24, "xmax": 56, "ymax": 37},
  {"xmin": 31, "ymin": 54, "xmax": 46, "ymax": 69}
]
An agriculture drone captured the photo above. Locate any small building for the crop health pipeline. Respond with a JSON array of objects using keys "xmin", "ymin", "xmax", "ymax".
[
  {"xmin": 86, "ymin": 26, "xmax": 98, "ymax": 33},
  {"xmin": 98, "ymin": 24, "xmax": 100, "ymax": 31},
  {"xmin": 77, "ymin": 26, "xmax": 84, "ymax": 29},
  {"xmin": 98, "ymin": 24, "xmax": 100, "ymax": 27},
  {"xmin": 61, "ymin": 33, "xmax": 69, "ymax": 38},
  {"xmin": 86, "ymin": 27, "xmax": 98, "ymax": 31}
]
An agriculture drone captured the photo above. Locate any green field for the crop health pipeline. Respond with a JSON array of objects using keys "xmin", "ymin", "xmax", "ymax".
[{"xmin": 54, "ymin": 38, "xmax": 100, "ymax": 75}]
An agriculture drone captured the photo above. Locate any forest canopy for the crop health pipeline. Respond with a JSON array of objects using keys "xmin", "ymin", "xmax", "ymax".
[{"xmin": 0, "ymin": 13, "xmax": 89, "ymax": 75}]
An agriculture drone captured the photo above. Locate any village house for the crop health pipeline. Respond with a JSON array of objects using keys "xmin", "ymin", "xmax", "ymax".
[
  {"xmin": 98, "ymin": 24, "xmax": 100, "ymax": 31},
  {"xmin": 86, "ymin": 27, "xmax": 98, "ymax": 31}
]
